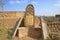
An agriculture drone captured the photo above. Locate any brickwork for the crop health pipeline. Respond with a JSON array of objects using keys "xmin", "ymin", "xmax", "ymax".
[
  {"xmin": 18, "ymin": 27, "xmax": 42, "ymax": 38},
  {"xmin": 24, "ymin": 4, "xmax": 34, "ymax": 27},
  {"xmin": 0, "ymin": 4, "xmax": 43, "ymax": 40},
  {"xmin": 18, "ymin": 27, "xmax": 29, "ymax": 38},
  {"xmin": 0, "ymin": 11, "xmax": 25, "ymax": 29}
]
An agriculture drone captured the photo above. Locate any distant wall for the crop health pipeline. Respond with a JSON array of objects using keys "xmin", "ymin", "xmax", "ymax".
[
  {"xmin": 0, "ymin": 11, "xmax": 25, "ymax": 29},
  {"xmin": 0, "ymin": 11, "xmax": 42, "ymax": 29},
  {"xmin": 47, "ymin": 22, "xmax": 60, "ymax": 34}
]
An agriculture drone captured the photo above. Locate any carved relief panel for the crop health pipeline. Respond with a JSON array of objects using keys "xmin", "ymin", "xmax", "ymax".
[{"xmin": 24, "ymin": 4, "xmax": 34, "ymax": 27}]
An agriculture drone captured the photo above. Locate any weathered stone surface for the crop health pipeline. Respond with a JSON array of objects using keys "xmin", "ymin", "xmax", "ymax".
[
  {"xmin": 24, "ymin": 4, "xmax": 34, "ymax": 27},
  {"xmin": 0, "ymin": 11, "xmax": 25, "ymax": 29},
  {"xmin": 35, "ymin": 17, "xmax": 41, "ymax": 28},
  {"xmin": 18, "ymin": 27, "xmax": 42, "ymax": 39},
  {"xmin": 18, "ymin": 27, "xmax": 29, "ymax": 38},
  {"xmin": 12, "ymin": 17, "xmax": 24, "ymax": 38},
  {"xmin": 41, "ymin": 17, "xmax": 49, "ymax": 40},
  {"xmin": 26, "ymin": 4, "xmax": 34, "ymax": 15},
  {"xmin": 28, "ymin": 28, "xmax": 42, "ymax": 38}
]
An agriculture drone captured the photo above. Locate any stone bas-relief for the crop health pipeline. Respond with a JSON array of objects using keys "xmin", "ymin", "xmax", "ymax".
[
  {"xmin": 0, "ymin": 4, "xmax": 60, "ymax": 40},
  {"xmin": 24, "ymin": 4, "xmax": 34, "ymax": 27},
  {"xmin": 12, "ymin": 4, "xmax": 43, "ymax": 40}
]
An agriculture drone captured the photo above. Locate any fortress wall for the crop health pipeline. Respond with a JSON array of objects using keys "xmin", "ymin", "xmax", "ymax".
[
  {"xmin": 4, "ymin": 18, "xmax": 18, "ymax": 29},
  {"xmin": 16, "ymin": 12, "xmax": 24, "ymax": 18},
  {"xmin": 0, "ymin": 12, "xmax": 25, "ymax": 29},
  {"xmin": 0, "ymin": 11, "xmax": 41, "ymax": 29},
  {"xmin": 0, "ymin": 19, "xmax": 3, "ymax": 29}
]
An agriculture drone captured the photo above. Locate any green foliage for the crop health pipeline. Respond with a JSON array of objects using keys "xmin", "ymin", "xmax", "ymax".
[
  {"xmin": 7, "ymin": 29, "xmax": 12, "ymax": 40},
  {"xmin": 57, "ymin": 19, "xmax": 60, "ymax": 21},
  {"xmin": 44, "ymin": 17, "xmax": 56, "ymax": 22},
  {"xmin": 46, "ymin": 37, "xmax": 52, "ymax": 40},
  {"xmin": 0, "ymin": 29, "xmax": 12, "ymax": 40}
]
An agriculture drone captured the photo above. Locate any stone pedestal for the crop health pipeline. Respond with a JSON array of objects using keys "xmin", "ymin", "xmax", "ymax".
[{"xmin": 18, "ymin": 27, "xmax": 29, "ymax": 38}]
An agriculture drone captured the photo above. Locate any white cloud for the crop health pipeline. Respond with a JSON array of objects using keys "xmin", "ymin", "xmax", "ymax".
[
  {"xmin": 9, "ymin": 0, "xmax": 28, "ymax": 4},
  {"xmin": 31, "ymin": 1, "xmax": 40, "ymax": 5},
  {"xmin": 16, "ymin": 0, "xmax": 20, "ymax": 4},
  {"xmin": 32, "ymin": 1, "xmax": 38, "ymax": 4},
  {"xmin": 54, "ymin": 1, "xmax": 60, "ymax": 7}
]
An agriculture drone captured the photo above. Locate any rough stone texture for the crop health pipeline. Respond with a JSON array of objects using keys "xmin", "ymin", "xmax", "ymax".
[
  {"xmin": 0, "ymin": 11, "xmax": 42, "ymax": 29},
  {"xmin": 47, "ymin": 22, "xmax": 60, "ymax": 40},
  {"xmin": 0, "ymin": 11, "xmax": 24, "ymax": 18},
  {"xmin": 18, "ymin": 27, "xmax": 29, "ymax": 38},
  {"xmin": 26, "ymin": 4, "xmax": 34, "ymax": 15},
  {"xmin": 18, "ymin": 27, "xmax": 42, "ymax": 39},
  {"xmin": 0, "ymin": 11, "xmax": 25, "ymax": 29},
  {"xmin": 12, "ymin": 36, "xmax": 37, "ymax": 40},
  {"xmin": 0, "ymin": 19, "xmax": 4, "ymax": 29},
  {"xmin": 12, "ymin": 17, "xmax": 24, "ymax": 38},
  {"xmin": 0, "ymin": 4, "xmax": 42, "ymax": 40},
  {"xmin": 4, "ymin": 18, "xmax": 18, "ymax": 29},
  {"xmin": 41, "ymin": 17, "xmax": 49, "ymax": 39},
  {"xmin": 28, "ymin": 28, "xmax": 42, "ymax": 39},
  {"xmin": 35, "ymin": 17, "xmax": 41, "ymax": 28},
  {"xmin": 24, "ymin": 15, "xmax": 34, "ymax": 27},
  {"xmin": 24, "ymin": 4, "xmax": 34, "ymax": 27}
]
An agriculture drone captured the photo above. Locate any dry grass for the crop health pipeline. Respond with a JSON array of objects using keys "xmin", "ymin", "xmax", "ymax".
[{"xmin": 0, "ymin": 25, "xmax": 12, "ymax": 40}]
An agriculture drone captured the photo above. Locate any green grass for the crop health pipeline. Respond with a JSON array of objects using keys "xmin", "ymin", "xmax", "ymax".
[
  {"xmin": 0, "ymin": 25, "xmax": 13, "ymax": 40},
  {"xmin": 46, "ymin": 37, "xmax": 52, "ymax": 40}
]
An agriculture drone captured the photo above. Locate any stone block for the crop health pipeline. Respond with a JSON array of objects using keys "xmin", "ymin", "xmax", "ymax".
[{"xmin": 18, "ymin": 27, "xmax": 29, "ymax": 38}]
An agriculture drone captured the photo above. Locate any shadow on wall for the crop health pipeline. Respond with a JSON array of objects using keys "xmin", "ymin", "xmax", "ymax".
[
  {"xmin": 19, "ymin": 18, "xmax": 25, "ymax": 27},
  {"xmin": 28, "ymin": 28, "xmax": 43, "ymax": 39},
  {"xmin": 11, "ymin": 18, "xmax": 21, "ymax": 36}
]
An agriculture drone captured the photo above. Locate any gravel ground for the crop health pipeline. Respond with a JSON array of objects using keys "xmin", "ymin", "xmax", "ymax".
[{"xmin": 12, "ymin": 36, "xmax": 38, "ymax": 40}]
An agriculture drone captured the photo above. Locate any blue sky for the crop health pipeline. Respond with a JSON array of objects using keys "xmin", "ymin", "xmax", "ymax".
[{"xmin": 0, "ymin": 0, "xmax": 60, "ymax": 16}]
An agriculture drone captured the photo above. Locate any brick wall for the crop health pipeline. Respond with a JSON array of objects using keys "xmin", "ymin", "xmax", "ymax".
[
  {"xmin": 18, "ymin": 27, "xmax": 42, "ymax": 38},
  {"xmin": 18, "ymin": 27, "xmax": 29, "ymax": 38},
  {"xmin": 0, "ymin": 11, "xmax": 25, "ymax": 29}
]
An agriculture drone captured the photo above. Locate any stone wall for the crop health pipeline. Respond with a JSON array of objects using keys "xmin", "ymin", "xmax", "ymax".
[
  {"xmin": 18, "ymin": 27, "xmax": 29, "ymax": 38},
  {"xmin": 0, "ymin": 11, "xmax": 41, "ymax": 29},
  {"xmin": 47, "ymin": 22, "xmax": 60, "ymax": 34},
  {"xmin": 47, "ymin": 22, "xmax": 60, "ymax": 40},
  {"xmin": 24, "ymin": 15, "xmax": 34, "ymax": 27},
  {"xmin": 24, "ymin": 4, "xmax": 34, "ymax": 27},
  {"xmin": 0, "ymin": 11, "xmax": 25, "ymax": 29},
  {"xmin": 18, "ymin": 27, "xmax": 42, "ymax": 38},
  {"xmin": 35, "ymin": 17, "xmax": 41, "ymax": 28},
  {"xmin": 28, "ymin": 28, "xmax": 42, "ymax": 38}
]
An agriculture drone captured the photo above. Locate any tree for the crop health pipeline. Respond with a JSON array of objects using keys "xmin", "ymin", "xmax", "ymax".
[
  {"xmin": 0, "ymin": 0, "xmax": 5, "ymax": 27},
  {"xmin": 0, "ymin": 0, "xmax": 4, "ymax": 11}
]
